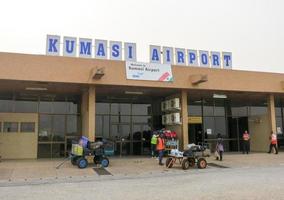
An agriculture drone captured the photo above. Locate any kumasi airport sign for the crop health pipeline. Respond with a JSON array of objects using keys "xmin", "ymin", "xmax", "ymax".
[{"xmin": 46, "ymin": 35, "xmax": 232, "ymax": 69}]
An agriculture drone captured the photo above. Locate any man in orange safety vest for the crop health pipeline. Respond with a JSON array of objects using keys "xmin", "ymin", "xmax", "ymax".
[{"xmin": 156, "ymin": 133, "xmax": 165, "ymax": 165}]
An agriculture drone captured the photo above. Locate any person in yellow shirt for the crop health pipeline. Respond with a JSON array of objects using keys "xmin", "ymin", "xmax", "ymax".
[{"xmin": 150, "ymin": 132, "xmax": 158, "ymax": 158}]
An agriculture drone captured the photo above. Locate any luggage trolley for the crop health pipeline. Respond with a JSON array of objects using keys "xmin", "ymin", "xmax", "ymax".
[
  {"xmin": 71, "ymin": 140, "xmax": 110, "ymax": 169},
  {"xmin": 166, "ymin": 145, "xmax": 210, "ymax": 170}
]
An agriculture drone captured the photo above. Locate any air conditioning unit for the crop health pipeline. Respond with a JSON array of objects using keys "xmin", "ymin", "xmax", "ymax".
[
  {"xmin": 166, "ymin": 100, "xmax": 171, "ymax": 111},
  {"xmin": 166, "ymin": 114, "xmax": 172, "ymax": 124},
  {"xmin": 162, "ymin": 115, "xmax": 167, "ymax": 125},
  {"xmin": 170, "ymin": 98, "xmax": 181, "ymax": 110},
  {"xmin": 171, "ymin": 112, "xmax": 181, "ymax": 124},
  {"xmin": 161, "ymin": 101, "xmax": 167, "ymax": 112},
  {"xmin": 162, "ymin": 114, "xmax": 172, "ymax": 125}
]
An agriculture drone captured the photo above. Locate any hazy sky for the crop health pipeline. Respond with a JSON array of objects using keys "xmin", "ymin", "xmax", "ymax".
[{"xmin": 1, "ymin": 0, "xmax": 283, "ymax": 73}]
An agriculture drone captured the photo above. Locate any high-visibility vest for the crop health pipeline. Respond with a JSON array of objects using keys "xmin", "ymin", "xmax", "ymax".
[
  {"xmin": 156, "ymin": 138, "xmax": 165, "ymax": 150},
  {"xmin": 151, "ymin": 135, "xmax": 158, "ymax": 144},
  {"xmin": 271, "ymin": 134, "xmax": 277, "ymax": 144},
  {"xmin": 243, "ymin": 133, "xmax": 250, "ymax": 141}
]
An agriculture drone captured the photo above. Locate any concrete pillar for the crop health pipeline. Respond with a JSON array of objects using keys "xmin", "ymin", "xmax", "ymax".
[
  {"xmin": 267, "ymin": 94, "xmax": 276, "ymax": 134},
  {"xmin": 81, "ymin": 86, "xmax": 96, "ymax": 142},
  {"xmin": 181, "ymin": 90, "xmax": 189, "ymax": 150}
]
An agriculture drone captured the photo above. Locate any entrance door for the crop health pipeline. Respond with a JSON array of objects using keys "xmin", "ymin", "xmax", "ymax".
[
  {"xmin": 111, "ymin": 123, "xmax": 151, "ymax": 155},
  {"xmin": 111, "ymin": 123, "xmax": 131, "ymax": 156},
  {"xmin": 132, "ymin": 124, "xmax": 151, "ymax": 155},
  {"xmin": 38, "ymin": 115, "xmax": 65, "ymax": 158},
  {"xmin": 228, "ymin": 117, "xmax": 248, "ymax": 151},
  {"xmin": 188, "ymin": 123, "xmax": 203, "ymax": 145}
]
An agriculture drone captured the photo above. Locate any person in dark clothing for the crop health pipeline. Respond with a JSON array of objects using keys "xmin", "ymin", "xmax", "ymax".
[{"xmin": 216, "ymin": 133, "xmax": 224, "ymax": 161}]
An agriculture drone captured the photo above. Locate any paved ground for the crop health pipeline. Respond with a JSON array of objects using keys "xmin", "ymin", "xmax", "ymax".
[{"xmin": 0, "ymin": 153, "xmax": 284, "ymax": 199}]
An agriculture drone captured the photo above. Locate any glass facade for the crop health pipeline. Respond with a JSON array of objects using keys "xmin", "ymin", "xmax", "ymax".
[
  {"xmin": 0, "ymin": 93, "xmax": 81, "ymax": 158},
  {"xmin": 96, "ymin": 102, "xmax": 152, "ymax": 155},
  {"xmin": 275, "ymin": 97, "xmax": 284, "ymax": 149},
  {"xmin": 37, "ymin": 95, "xmax": 81, "ymax": 158},
  {"xmin": 188, "ymin": 94, "xmax": 268, "ymax": 152}
]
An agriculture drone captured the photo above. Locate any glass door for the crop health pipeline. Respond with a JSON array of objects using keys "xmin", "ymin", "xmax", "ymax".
[
  {"xmin": 38, "ymin": 114, "xmax": 65, "ymax": 158},
  {"xmin": 227, "ymin": 117, "xmax": 248, "ymax": 151},
  {"xmin": 111, "ymin": 123, "xmax": 130, "ymax": 156},
  {"xmin": 132, "ymin": 124, "xmax": 151, "ymax": 155}
]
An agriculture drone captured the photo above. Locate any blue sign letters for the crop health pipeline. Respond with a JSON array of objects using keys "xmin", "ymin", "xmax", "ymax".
[{"xmin": 79, "ymin": 40, "xmax": 92, "ymax": 57}]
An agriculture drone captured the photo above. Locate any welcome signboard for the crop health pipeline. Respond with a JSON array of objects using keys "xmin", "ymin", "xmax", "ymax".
[
  {"xmin": 46, "ymin": 35, "xmax": 232, "ymax": 69},
  {"xmin": 125, "ymin": 61, "xmax": 173, "ymax": 82}
]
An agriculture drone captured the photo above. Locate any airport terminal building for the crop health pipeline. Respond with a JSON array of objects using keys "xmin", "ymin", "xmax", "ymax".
[{"xmin": 0, "ymin": 37, "xmax": 284, "ymax": 159}]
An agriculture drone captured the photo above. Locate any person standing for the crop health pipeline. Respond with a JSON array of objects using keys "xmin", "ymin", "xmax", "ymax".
[
  {"xmin": 156, "ymin": 133, "xmax": 165, "ymax": 165},
  {"xmin": 268, "ymin": 131, "xmax": 278, "ymax": 154},
  {"xmin": 150, "ymin": 132, "xmax": 158, "ymax": 158},
  {"xmin": 216, "ymin": 133, "xmax": 224, "ymax": 161},
  {"xmin": 242, "ymin": 130, "xmax": 250, "ymax": 154}
]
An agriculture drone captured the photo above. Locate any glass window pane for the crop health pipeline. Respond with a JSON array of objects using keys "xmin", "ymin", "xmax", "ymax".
[
  {"xmin": 188, "ymin": 105, "xmax": 202, "ymax": 116},
  {"xmin": 51, "ymin": 143, "xmax": 65, "ymax": 158},
  {"xmin": 39, "ymin": 102, "xmax": 53, "ymax": 113},
  {"xmin": 37, "ymin": 144, "xmax": 51, "ymax": 158},
  {"xmin": 3, "ymin": 122, "xmax": 18, "ymax": 132},
  {"xmin": 53, "ymin": 97, "xmax": 67, "ymax": 114},
  {"xmin": 111, "ymin": 116, "xmax": 119, "ymax": 123},
  {"xmin": 132, "ymin": 104, "xmax": 150, "ymax": 115},
  {"xmin": 231, "ymin": 107, "xmax": 248, "ymax": 117},
  {"xmin": 95, "ymin": 115, "xmax": 103, "ymax": 137},
  {"xmin": 53, "ymin": 115, "xmax": 65, "ymax": 141},
  {"xmin": 203, "ymin": 117, "xmax": 214, "ymax": 136},
  {"xmin": 20, "ymin": 122, "xmax": 35, "ymax": 132},
  {"xmin": 120, "ymin": 124, "xmax": 130, "ymax": 139},
  {"xmin": 111, "ymin": 103, "xmax": 119, "ymax": 115},
  {"xmin": 15, "ymin": 101, "xmax": 38, "ymax": 113},
  {"xmin": 275, "ymin": 107, "xmax": 282, "ymax": 117},
  {"xmin": 39, "ymin": 115, "xmax": 52, "ymax": 141},
  {"xmin": 132, "ymin": 116, "xmax": 151, "ymax": 123},
  {"xmin": 66, "ymin": 115, "xmax": 78, "ymax": 135},
  {"xmin": 96, "ymin": 103, "xmax": 110, "ymax": 114},
  {"xmin": 0, "ymin": 100, "xmax": 14, "ymax": 112},
  {"xmin": 215, "ymin": 117, "xmax": 226, "ymax": 136},
  {"xmin": 120, "ymin": 104, "xmax": 131, "ymax": 115},
  {"xmin": 66, "ymin": 102, "xmax": 78, "ymax": 114},
  {"xmin": 214, "ymin": 99, "xmax": 225, "ymax": 116},
  {"xmin": 121, "ymin": 116, "xmax": 130, "ymax": 123},
  {"xmin": 250, "ymin": 106, "xmax": 267, "ymax": 116},
  {"xmin": 214, "ymin": 106, "xmax": 225, "ymax": 116},
  {"xmin": 66, "ymin": 96, "xmax": 80, "ymax": 114},
  {"xmin": 203, "ymin": 106, "xmax": 213, "ymax": 116},
  {"xmin": 111, "ymin": 124, "xmax": 119, "ymax": 140},
  {"xmin": 103, "ymin": 116, "xmax": 110, "ymax": 139},
  {"xmin": 276, "ymin": 117, "xmax": 283, "ymax": 134}
]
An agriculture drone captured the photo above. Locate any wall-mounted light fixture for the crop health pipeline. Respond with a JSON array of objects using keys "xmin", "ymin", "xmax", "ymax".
[
  {"xmin": 25, "ymin": 87, "xmax": 48, "ymax": 91},
  {"xmin": 92, "ymin": 67, "xmax": 105, "ymax": 79},
  {"xmin": 125, "ymin": 91, "xmax": 143, "ymax": 95},
  {"xmin": 190, "ymin": 74, "xmax": 208, "ymax": 85},
  {"xmin": 213, "ymin": 94, "xmax": 227, "ymax": 99}
]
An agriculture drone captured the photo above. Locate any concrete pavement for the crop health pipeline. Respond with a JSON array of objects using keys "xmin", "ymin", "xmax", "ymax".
[{"xmin": 0, "ymin": 152, "xmax": 283, "ymax": 186}]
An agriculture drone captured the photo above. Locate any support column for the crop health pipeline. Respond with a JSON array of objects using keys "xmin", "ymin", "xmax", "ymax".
[
  {"xmin": 81, "ymin": 86, "xmax": 96, "ymax": 142},
  {"xmin": 267, "ymin": 94, "xmax": 276, "ymax": 134},
  {"xmin": 181, "ymin": 90, "xmax": 189, "ymax": 150}
]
